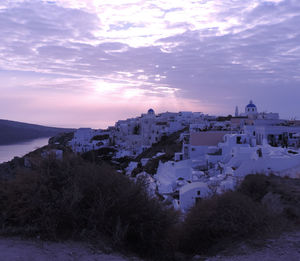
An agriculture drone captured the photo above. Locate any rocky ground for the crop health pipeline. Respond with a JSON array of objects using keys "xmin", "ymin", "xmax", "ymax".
[{"xmin": 0, "ymin": 237, "xmax": 140, "ymax": 261}]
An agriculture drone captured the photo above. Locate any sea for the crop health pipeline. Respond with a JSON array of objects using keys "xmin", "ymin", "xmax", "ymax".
[{"xmin": 0, "ymin": 137, "xmax": 50, "ymax": 164}]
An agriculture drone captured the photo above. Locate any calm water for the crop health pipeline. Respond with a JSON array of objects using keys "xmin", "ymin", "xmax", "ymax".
[{"xmin": 0, "ymin": 137, "xmax": 50, "ymax": 164}]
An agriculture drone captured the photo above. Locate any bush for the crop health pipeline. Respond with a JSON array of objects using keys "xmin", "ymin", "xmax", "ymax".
[
  {"xmin": 144, "ymin": 158, "xmax": 160, "ymax": 175},
  {"xmin": 238, "ymin": 174, "xmax": 270, "ymax": 201},
  {"xmin": 0, "ymin": 153, "xmax": 178, "ymax": 259},
  {"xmin": 239, "ymin": 174, "xmax": 300, "ymax": 222},
  {"xmin": 178, "ymin": 191, "xmax": 269, "ymax": 254},
  {"xmin": 2, "ymin": 163, "xmax": 299, "ymax": 259}
]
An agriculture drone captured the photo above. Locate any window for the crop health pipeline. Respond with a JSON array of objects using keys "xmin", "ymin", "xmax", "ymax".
[
  {"xmin": 197, "ymin": 190, "xmax": 201, "ymax": 196},
  {"xmin": 195, "ymin": 197, "xmax": 202, "ymax": 204},
  {"xmin": 257, "ymin": 149, "xmax": 262, "ymax": 157}
]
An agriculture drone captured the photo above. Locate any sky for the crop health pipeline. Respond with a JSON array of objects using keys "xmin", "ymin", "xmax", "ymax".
[{"xmin": 1, "ymin": 0, "xmax": 300, "ymax": 128}]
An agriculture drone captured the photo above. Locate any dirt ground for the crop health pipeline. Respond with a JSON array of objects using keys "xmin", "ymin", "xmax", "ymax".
[
  {"xmin": 0, "ymin": 237, "xmax": 139, "ymax": 261},
  {"xmin": 1, "ymin": 231, "xmax": 300, "ymax": 261},
  {"xmin": 203, "ymin": 230, "xmax": 300, "ymax": 261}
]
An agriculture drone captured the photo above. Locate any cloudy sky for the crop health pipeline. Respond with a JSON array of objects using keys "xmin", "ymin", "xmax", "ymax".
[{"xmin": 1, "ymin": 0, "xmax": 300, "ymax": 128}]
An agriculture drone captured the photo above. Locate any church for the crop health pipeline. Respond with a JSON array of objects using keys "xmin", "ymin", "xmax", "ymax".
[{"xmin": 235, "ymin": 100, "xmax": 279, "ymax": 120}]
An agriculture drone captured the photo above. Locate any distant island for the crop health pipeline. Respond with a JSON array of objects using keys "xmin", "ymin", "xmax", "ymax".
[{"xmin": 0, "ymin": 119, "xmax": 74, "ymax": 145}]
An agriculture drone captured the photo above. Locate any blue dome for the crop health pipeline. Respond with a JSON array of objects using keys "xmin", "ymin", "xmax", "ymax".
[
  {"xmin": 148, "ymin": 108, "xmax": 155, "ymax": 114},
  {"xmin": 246, "ymin": 100, "xmax": 256, "ymax": 108}
]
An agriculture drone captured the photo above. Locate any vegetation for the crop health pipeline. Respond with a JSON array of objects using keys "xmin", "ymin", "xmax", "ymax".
[
  {"xmin": 49, "ymin": 132, "xmax": 74, "ymax": 146},
  {"xmin": 216, "ymin": 115, "xmax": 232, "ymax": 121},
  {"xmin": 239, "ymin": 174, "xmax": 300, "ymax": 220},
  {"xmin": 176, "ymin": 174, "xmax": 300, "ymax": 255},
  {"xmin": 132, "ymin": 155, "xmax": 173, "ymax": 176},
  {"xmin": 135, "ymin": 128, "xmax": 186, "ymax": 162},
  {"xmin": 177, "ymin": 191, "xmax": 270, "ymax": 254},
  {"xmin": 81, "ymin": 147, "xmax": 117, "ymax": 164},
  {"xmin": 0, "ymin": 154, "xmax": 178, "ymax": 260},
  {"xmin": 0, "ymin": 149, "xmax": 299, "ymax": 261},
  {"xmin": 90, "ymin": 134, "xmax": 110, "ymax": 141},
  {"xmin": 132, "ymin": 128, "xmax": 186, "ymax": 176},
  {"xmin": 133, "ymin": 124, "xmax": 140, "ymax": 135}
]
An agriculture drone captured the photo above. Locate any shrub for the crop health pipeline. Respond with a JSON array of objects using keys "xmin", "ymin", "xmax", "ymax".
[
  {"xmin": 238, "ymin": 174, "xmax": 270, "ymax": 201},
  {"xmin": 144, "ymin": 158, "xmax": 160, "ymax": 175},
  {"xmin": 91, "ymin": 134, "xmax": 109, "ymax": 141},
  {"xmin": 239, "ymin": 174, "xmax": 300, "ymax": 222},
  {"xmin": 261, "ymin": 192, "xmax": 284, "ymax": 215},
  {"xmin": 178, "ymin": 191, "xmax": 269, "ymax": 254},
  {"xmin": 0, "ymin": 153, "xmax": 178, "ymax": 259}
]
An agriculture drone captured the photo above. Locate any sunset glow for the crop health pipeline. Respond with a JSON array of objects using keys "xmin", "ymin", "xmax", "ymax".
[{"xmin": 1, "ymin": 0, "xmax": 300, "ymax": 127}]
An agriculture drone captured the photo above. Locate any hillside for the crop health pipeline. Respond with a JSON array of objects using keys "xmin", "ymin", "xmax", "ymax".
[
  {"xmin": 0, "ymin": 140, "xmax": 300, "ymax": 260},
  {"xmin": 0, "ymin": 119, "xmax": 74, "ymax": 145}
]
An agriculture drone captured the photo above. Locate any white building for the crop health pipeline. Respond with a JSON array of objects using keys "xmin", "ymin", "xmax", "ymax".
[
  {"xmin": 179, "ymin": 182, "xmax": 212, "ymax": 212},
  {"xmin": 69, "ymin": 128, "xmax": 110, "ymax": 153},
  {"xmin": 111, "ymin": 109, "xmax": 206, "ymax": 157}
]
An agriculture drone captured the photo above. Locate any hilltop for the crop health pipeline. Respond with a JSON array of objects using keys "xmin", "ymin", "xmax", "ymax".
[{"xmin": 0, "ymin": 119, "xmax": 74, "ymax": 145}]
